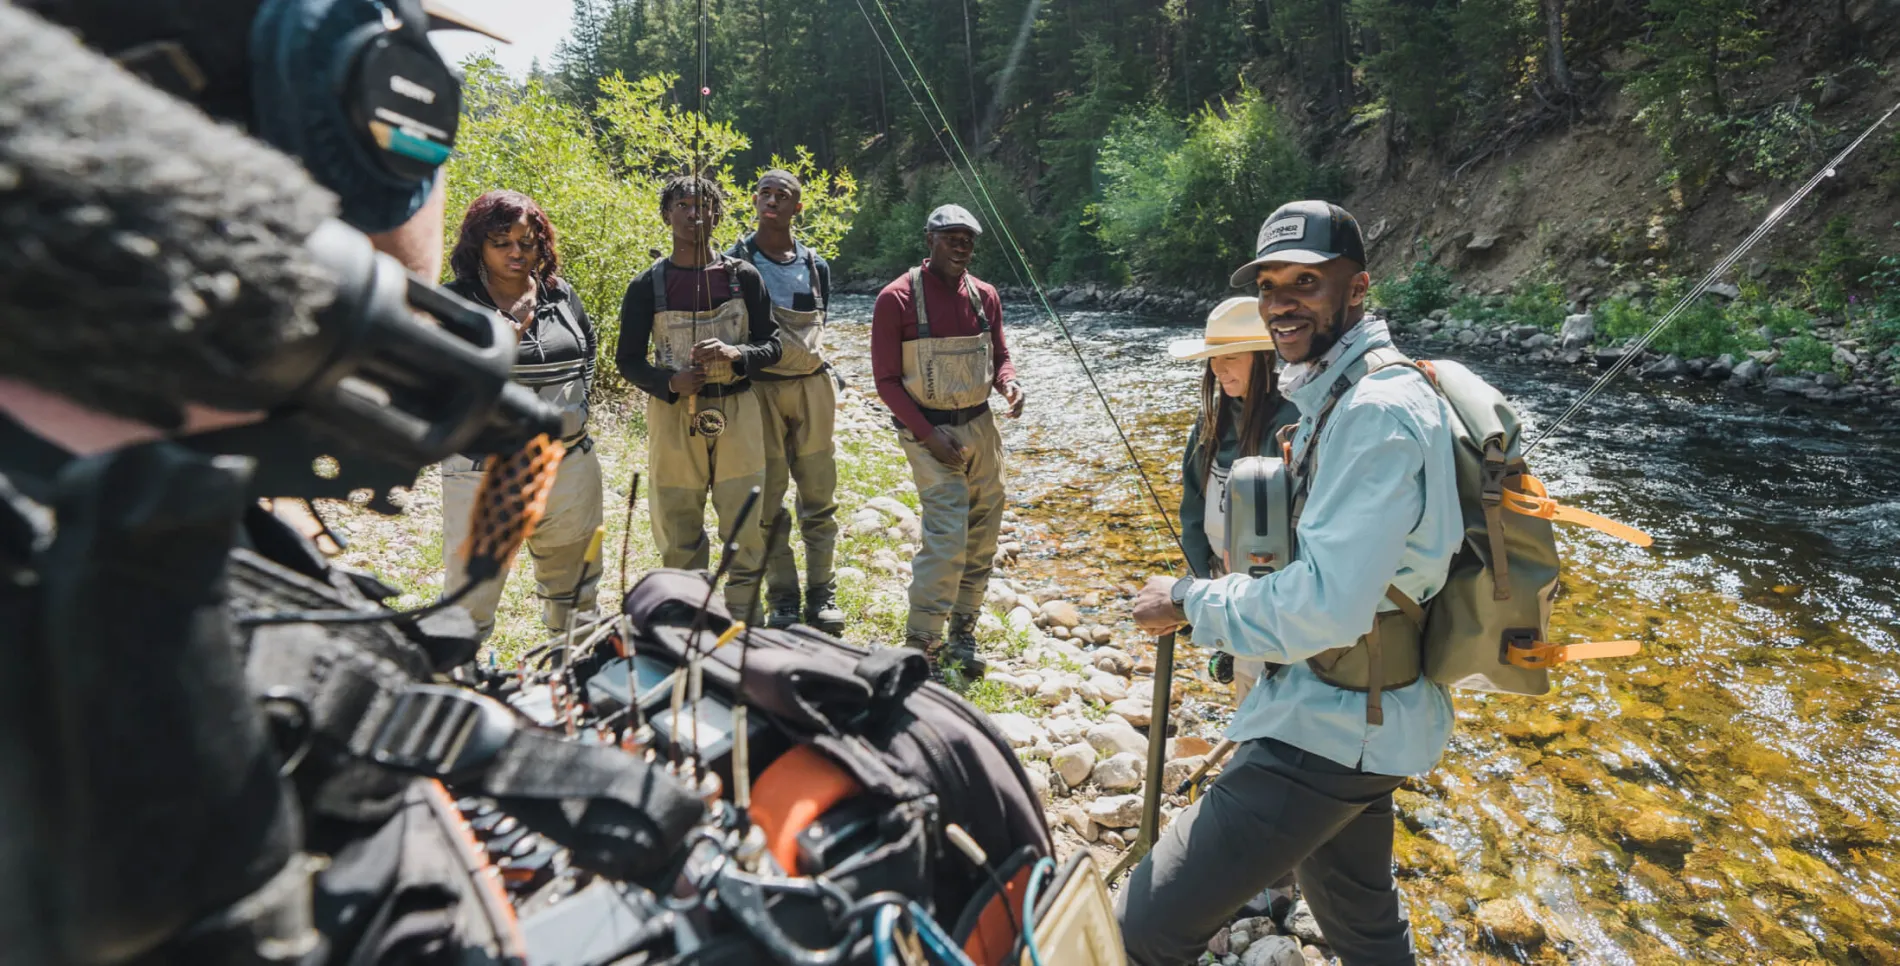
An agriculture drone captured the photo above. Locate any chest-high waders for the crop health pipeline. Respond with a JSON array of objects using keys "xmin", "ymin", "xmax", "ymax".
[
  {"xmin": 750, "ymin": 249, "xmax": 843, "ymax": 629},
  {"xmin": 895, "ymin": 266, "xmax": 1006, "ymax": 674},
  {"xmin": 441, "ymin": 289, "xmax": 604, "ymax": 640},
  {"xmin": 646, "ymin": 257, "xmax": 769, "ymax": 619},
  {"xmin": 652, "ymin": 257, "xmax": 749, "ymax": 440}
]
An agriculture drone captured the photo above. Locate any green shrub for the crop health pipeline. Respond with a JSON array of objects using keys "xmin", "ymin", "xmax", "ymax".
[
  {"xmin": 1779, "ymin": 334, "xmax": 1835, "ymax": 374},
  {"xmin": 1856, "ymin": 239, "xmax": 1900, "ymax": 353},
  {"xmin": 837, "ymin": 161, "xmax": 1048, "ymax": 285},
  {"xmin": 1595, "ymin": 277, "xmax": 1810, "ymax": 359},
  {"xmin": 447, "ymin": 58, "xmax": 856, "ymax": 369},
  {"xmin": 1802, "ymin": 216, "xmax": 1875, "ymax": 315},
  {"xmin": 1501, "ymin": 280, "xmax": 1567, "ymax": 331},
  {"xmin": 1369, "ymin": 240, "xmax": 1454, "ymax": 319},
  {"xmin": 1094, "ymin": 89, "xmax": 1334, "ymax": 289},
  {"xmin": 1450, "ymin": 293, "xmax": 1495, "ymax": 323}
]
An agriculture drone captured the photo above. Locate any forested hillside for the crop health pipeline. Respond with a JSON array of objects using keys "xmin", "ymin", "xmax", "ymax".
[{"xmin": 479, "ymin": 0, "xmax": 1900, "ymax": 371}]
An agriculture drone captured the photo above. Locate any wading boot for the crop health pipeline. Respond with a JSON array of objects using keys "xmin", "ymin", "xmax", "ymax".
[
  {"xmin": 905, "ymin": 633, "xmax": 947, "ymax": 682},
  {"xmin": 943, "ymin": 613, "xmax": 988, "ymax": 687},
  {"xmin": 804, "ymin": 584, "xmax": 846, "ymax": 636},
  {"xmin": 766, "ymin": 592, "xmax": 801, "ymax": 630}
]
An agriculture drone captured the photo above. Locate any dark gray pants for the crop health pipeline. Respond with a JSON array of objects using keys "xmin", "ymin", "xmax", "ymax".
[{"xmin": 1115, "ymin": 738, "xmax": 1416, "ymax": 966}]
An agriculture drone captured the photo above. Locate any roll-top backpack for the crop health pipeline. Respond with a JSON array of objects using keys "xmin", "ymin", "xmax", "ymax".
[{"xmin": 1228, "ymin": 348, "xmax": 1650, "ymax": 724}]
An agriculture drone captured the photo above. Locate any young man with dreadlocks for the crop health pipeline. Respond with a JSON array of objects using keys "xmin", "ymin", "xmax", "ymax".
[
  {"xmin": 727, "ymin": 169, "xmax": 846, "ymax": 634},
  {"xmin": 617, "ymin": 175, "xmax": 781, "ymax": 619}
]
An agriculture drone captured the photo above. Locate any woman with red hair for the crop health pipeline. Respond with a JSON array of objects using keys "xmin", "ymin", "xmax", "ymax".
[{"xmin": 439, "ymin": 190, "xmax": 603, "ymax": 642}]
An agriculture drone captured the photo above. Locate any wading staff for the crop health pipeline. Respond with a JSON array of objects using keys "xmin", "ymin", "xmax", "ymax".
[{"xmin": 1107, "ymin": 628, "xmax": 1175, "ymax": 884}]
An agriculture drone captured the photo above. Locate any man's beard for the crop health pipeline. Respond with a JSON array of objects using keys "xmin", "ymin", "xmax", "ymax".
[{"xmin": 1300, "ymin": 302, "xmax": 1351, "ymax": 363}]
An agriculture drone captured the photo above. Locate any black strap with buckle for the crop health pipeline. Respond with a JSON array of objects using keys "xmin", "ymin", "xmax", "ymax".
[{"xmin": 345, "ymin": 684, "xmax": 705, "ymax": 885}]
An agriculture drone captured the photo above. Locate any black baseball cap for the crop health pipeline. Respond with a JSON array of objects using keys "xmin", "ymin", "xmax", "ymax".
[{"xmin": 1227, "ymin": 200, "xmax": 1367, "ymax": 287}]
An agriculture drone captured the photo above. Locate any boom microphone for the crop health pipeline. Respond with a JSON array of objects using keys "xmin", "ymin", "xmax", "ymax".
[{"xmin": 0, "ymin": 2, "xmax": 560, "ymax": 506}]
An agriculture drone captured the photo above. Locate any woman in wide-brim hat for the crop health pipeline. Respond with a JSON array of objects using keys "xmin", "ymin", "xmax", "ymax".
[{"xmin": 1171, "ymin": 297, "xmax": 1300, "ymax": 705}]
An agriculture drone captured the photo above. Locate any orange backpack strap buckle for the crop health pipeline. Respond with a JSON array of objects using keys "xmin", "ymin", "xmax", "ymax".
[
  {"xmin": 1500, "ymin": 474, "xmax": 1654, "ymax": 547},
  {"xmin": 1505, "ymin": 639, "xmax": 1641, "ymax": 669}
]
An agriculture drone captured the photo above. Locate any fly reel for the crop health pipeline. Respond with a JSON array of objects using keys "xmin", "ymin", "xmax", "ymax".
[{"xmin": 692, "ymin": 407, "xmax": 727, "ymax": 438}]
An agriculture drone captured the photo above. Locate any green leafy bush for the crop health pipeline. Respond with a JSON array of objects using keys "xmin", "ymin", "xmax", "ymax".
[
  {"xmin": 837, "ymin": 161, "xmax": 1048, "ymax": 285},
  {"xmin": 1093, "ymin": 89, "xmax": 1336, "ymax": 289},
  {"xmin": 1369, "ymin": 241, "xmax": 1454, "ymax": 319},
  {"xmin": 1802, "ymin": 216, "xmax": 1875, "ymax": 315},
  {"xmin": 1596, "ymin": 277, "xmax": 1813, "ymax": 359},
  {"xmin": 1501, "ymin": 280, "xmax": 1568, "ymax": 331},
  {"xmin": 1856, "ymin": 234, "xmax": 1900, "ymax": 353},
  {"xmin": 446, "ymin": 58, "xmax": 856, "ymax": 370},
  {"xmin": 1779, "ymin": 334, "xmax": 1836, "ymax": 374}
]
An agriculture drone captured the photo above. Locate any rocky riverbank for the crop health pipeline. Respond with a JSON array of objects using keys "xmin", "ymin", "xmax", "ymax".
[{"xmin": 836, "ymin": 277, "xmax": 1900, "ymax": 416}]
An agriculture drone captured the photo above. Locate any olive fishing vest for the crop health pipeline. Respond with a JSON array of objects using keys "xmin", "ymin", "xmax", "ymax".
[
  {"xmin": 902, "ymin": 266, "xmax": 994, "ymax": 411},
  {"xmin": 1277, "ymin": 345, "xmax": 1430, "ymax": 725},
  {"xmin": 746, "ymin": 243, "xmax": 830, "ymax": 378},
  {"xmin": 650, "ymin": 257, "xmax": 748, "ymax": 387}
]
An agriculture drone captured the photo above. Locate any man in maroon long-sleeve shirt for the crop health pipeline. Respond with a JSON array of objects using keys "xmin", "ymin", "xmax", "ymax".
[{"xmin": 870, "ymin": 204, "xmax": 1026, "ymax": 682}]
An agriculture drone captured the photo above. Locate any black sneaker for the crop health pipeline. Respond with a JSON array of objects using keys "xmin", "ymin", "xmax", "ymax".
[
  {"xmin": 804, "ymin": 585, "xmax": 847, "ymax": 636},
  {"xmin": 765, "ymin": 594, "xmax": 801, "ymax": 630}
]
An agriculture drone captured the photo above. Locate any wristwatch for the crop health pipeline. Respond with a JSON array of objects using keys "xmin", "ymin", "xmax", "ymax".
[{"xmin": 1168, "ymin": 576, "xmax": 1196, "ymax": 623}]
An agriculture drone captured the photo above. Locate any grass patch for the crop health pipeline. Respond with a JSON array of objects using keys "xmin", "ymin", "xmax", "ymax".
[
  {"xmin": 963, "ymin": 678, "xmax": 1039, "ymax": 717},
  {"xmin": 1778, "ymin": 334, "xmax": 1837, "ymax": 374}
]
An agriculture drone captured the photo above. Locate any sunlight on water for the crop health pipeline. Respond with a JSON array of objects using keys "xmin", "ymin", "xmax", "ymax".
[{"xmin": 828, "ymin": 295, "xmax": 1900, "ymax": 962}]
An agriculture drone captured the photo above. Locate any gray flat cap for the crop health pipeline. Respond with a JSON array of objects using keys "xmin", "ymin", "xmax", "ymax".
[{"xmin": 925, "ymin": 203, "xmax": 983, "ymax": 235}]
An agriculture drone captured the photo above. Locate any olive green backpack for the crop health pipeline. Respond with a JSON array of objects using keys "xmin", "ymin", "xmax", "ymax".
[{"xmin": 1234, "ymin": 350, "xmax": 1648, "ymax": 723}]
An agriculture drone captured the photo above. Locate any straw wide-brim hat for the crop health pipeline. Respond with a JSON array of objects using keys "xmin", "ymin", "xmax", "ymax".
[{"xmin": 1167, "ymin": 296, "xmax": 1277, "ymax": 361}]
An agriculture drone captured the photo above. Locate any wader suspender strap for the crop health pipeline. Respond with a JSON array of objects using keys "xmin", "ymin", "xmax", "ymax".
[
  {"xmin": 806, "ymin": 250, "xmax": 826, "ymax": 312},
  {"xmin": 908, "ymin": 266, "xmax": 990, "ymax": 342},
  {"xmin": 1285, "ymin": 347, "xmax": 1430, "ymax": 725}
]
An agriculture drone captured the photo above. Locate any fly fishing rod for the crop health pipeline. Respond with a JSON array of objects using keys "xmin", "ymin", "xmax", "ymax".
[
  {"xmin": 1525, "ymin": 98, "xmax": 1900, "ymax": 456},
  {"xmin": 850, "ymin": 3, "xmax": 1202, "ymax": 887},
  {"xmin": 849, "ymin": 0, "xmax": 1189, "ymax": 568}
]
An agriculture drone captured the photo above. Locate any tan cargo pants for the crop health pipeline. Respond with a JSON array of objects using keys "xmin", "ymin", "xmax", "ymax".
[
  {"xmin": 755, "ymin": 373, "xmax": 840, "ymax": 605},
  {"xmin": 647, "ymin": 389, "xmax": 768, "ymax": 619},
  {"xmin": 441, "ymin": 444, "xmax": 604, "ymax": 641},
  {"xmin": 897, "ymin": 410, "xmax": 1006, "ymax": 641}
]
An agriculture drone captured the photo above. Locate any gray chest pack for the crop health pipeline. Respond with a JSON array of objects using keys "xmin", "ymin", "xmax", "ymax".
[{"xmin": 1222, "ymin": 347, "xmax": 1649, "ymax": 724}]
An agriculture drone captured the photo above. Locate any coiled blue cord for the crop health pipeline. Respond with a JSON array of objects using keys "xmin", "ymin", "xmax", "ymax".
[
  {"xmin": 1019, "ymin": 857, "xmax": 1057, "ymax": 966},
  {"xmin": 873, "ymin": 902, "xmax": 979, "ymax": 966}
]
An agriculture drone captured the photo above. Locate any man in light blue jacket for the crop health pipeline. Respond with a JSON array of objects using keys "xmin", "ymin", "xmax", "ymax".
[{"xmin": 1121, "ymin": 201, "xmax": 1462, "ymax": 966}]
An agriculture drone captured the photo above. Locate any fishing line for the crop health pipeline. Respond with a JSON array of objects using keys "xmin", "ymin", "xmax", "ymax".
[
  {"xmin": 1526, "ymin": 98, "xmax": 1900, "ymax": 456},
  {"xmin": 853, "ymin": 0, "xmax": 1188, "ymax": 564}
]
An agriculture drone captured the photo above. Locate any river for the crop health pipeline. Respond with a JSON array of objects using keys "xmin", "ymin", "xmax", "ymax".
[{"xmin": 827, "ymin": 293, "xmax": 1900, "ymax": 964}]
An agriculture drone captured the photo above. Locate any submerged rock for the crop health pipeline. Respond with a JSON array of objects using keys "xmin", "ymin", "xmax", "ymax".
[
  {"xmin": 1619, "ymin": 809, "xmax": 1698, "ymax": 854},
  {"xmin": 1475, "ymin": 898, "xmax": 1547, "ymax": 947}
]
